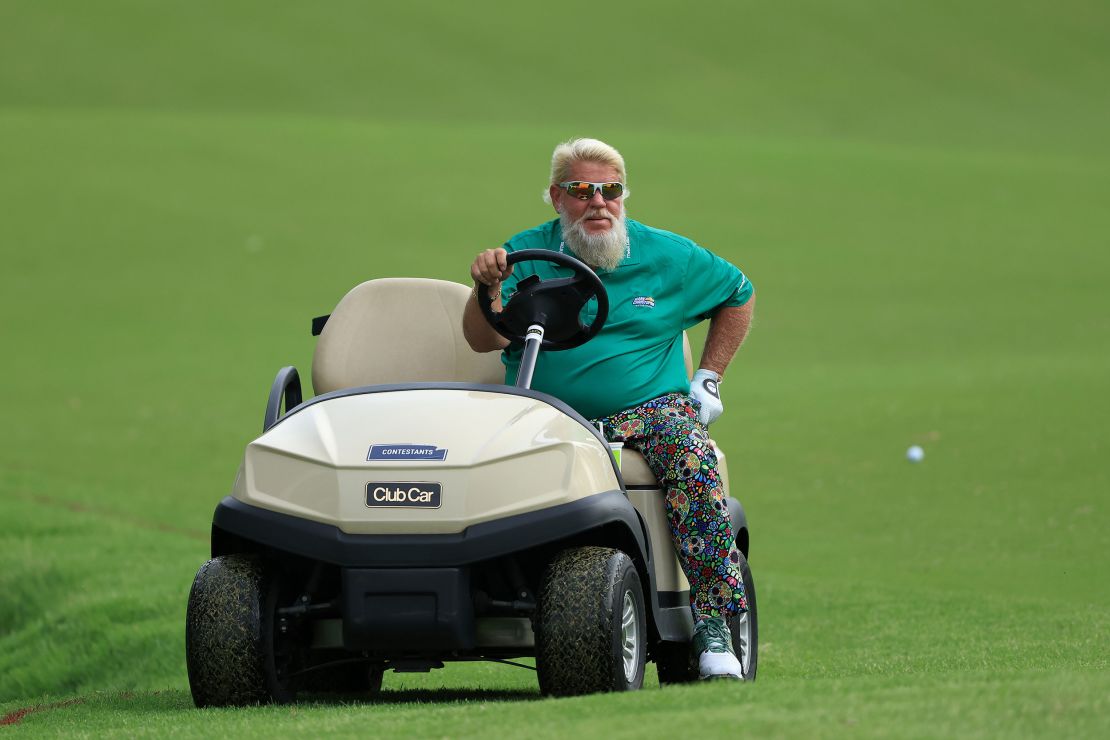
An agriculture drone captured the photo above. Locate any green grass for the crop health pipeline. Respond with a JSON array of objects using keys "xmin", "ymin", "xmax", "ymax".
[
  {"xmin": 2, "ymin": 0, "xmax": 1109, "ymax": 736},
  {"xmin": 5, "ymin": 671, "xmax": 1110, "ymax": 739}
]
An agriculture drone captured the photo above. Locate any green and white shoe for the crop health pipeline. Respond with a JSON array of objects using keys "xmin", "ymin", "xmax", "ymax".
[{"xmin": 692, "ymin": 617, "xmax": 742, "ymax": 680}]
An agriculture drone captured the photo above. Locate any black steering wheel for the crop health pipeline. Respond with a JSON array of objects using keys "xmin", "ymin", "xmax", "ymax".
[{"xmin": 476, "ymin": 249, "xmax": 609, "ymax": 350}]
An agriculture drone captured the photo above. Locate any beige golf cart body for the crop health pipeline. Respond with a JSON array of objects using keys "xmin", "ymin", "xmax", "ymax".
[{"xmin": 214, "ymin": 278, "xmax": 748, "ymax": 652}]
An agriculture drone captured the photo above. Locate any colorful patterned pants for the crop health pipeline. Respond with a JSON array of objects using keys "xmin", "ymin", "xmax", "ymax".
[{"xmin": 593, "ymin": 392, "xmax": 748, "ymax": 621}]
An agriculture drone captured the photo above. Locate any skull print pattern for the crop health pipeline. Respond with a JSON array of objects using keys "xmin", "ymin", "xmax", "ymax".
[{"xmin": 593, "ymin": 393, "xmax": 748, "ymax": 620}]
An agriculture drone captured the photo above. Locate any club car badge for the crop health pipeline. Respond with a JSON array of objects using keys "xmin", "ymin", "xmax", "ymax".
[{"xmin": 366, "ymin": 482, "xmax": 442, "ymax": 509}]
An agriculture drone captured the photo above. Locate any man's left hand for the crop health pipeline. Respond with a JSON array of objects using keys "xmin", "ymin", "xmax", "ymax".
[{"xmin": 690, "ymin": 369, "xmax": 723, "ymax": 426}]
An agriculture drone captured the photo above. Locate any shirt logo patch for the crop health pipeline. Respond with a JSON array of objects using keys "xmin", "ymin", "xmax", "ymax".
[{"xmin": 632, "ymin": 296, "xmax": 655, "ymax": 308}]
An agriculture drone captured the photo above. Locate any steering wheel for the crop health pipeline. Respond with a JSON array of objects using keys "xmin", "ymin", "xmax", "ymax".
[{"xmin": 476, "ymin": 249, "xmax": 609, "ymax": 350}]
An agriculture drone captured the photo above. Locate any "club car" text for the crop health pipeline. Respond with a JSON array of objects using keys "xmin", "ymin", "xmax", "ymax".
[
  {"xmin": 365, "ymin": 481, "xmax": 441, "ymax": 508},
  {"xmin": 371, "ymin": 486, "xmax": 437, "ymax": 504}
]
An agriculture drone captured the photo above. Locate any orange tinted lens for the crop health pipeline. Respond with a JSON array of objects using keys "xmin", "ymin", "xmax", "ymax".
[
  {"xmin": 566, "ymin": 182, "xmax": 595, "ymax": 199},
  {"xmin": 600, "ymin": 182, "xmax": 624, "ymax": 200}
]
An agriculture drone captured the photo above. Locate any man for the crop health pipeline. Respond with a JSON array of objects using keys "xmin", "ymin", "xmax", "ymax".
[{"xmin": 462, "ymin": 138, "xmax": 755, "ymax": 680}]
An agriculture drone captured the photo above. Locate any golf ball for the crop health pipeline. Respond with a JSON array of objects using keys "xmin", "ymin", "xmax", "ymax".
[{"xmin": 906, "ymin": 445, "xmax": 925, "ymax": 462}]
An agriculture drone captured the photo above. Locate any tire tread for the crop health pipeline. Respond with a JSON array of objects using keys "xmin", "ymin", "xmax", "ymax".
[
  {"xmin": 535, "ymin": 546, "xmax": 644, "ymax": 696},
  {"xmin": 185, "ymin": 555, "xmax": 269, "ymax": 707}
]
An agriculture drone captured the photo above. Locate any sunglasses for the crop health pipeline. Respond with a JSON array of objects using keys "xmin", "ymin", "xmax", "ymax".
[{"xmin": 558, "ymin": 181, "xmax": 625, "ymax": 201}]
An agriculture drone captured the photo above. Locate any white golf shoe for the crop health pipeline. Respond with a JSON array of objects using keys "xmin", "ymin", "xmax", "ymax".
[{"xmin": 693, "ymin": 617, "xmax": 743, "ymax": 680}]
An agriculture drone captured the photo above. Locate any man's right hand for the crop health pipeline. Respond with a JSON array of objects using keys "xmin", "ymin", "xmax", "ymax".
[
  {"xmin": 470, "ymin": 248, "xmax": 514, "ymax": 295},
  {"xmin": 462, "ymin": 248, "xmax": 513, "ymax": 352}
]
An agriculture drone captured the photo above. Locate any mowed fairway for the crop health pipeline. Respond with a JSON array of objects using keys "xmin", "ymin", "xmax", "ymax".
[{"xmin": 2, "ymin": 1, "xmax": 1108, "ymax": 736}]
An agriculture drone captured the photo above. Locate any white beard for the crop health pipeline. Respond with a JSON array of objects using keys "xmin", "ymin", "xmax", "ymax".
[{"xmin": 559, "ymin": 206, "xmax": 628, "ymax": 272}]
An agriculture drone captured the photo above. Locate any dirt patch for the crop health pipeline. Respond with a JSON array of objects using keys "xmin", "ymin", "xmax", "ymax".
[
  {"xmin": 16, "ymin": 491, "xmax": 206, "ymax": 541},
  {"xmin": 0, "ymin": 697, "xmax": 85, "ymax": 727}
]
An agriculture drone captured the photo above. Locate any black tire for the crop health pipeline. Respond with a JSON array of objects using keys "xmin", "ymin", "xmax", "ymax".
[
  {"xmin": 654, "ymin": 550, "xmax": 758, "ymax": 684},
  {"xmin": 185, "ymin": 555, "xmax": 295, "ymax": 707},
  {"xmin": 729, "ymin": 550, "xmax": 758, "ymax": 681},
  {"xmin": 535, "ymin": 546, "xmax": 646, "ymax": 697}
]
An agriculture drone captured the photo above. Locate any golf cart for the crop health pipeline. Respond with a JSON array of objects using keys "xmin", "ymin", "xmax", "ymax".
[{"xmin": 185, "ymin": 250, "xmax": 757, "ymax": 706}]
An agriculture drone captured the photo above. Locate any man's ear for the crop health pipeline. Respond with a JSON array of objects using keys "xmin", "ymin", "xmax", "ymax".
[{"xmin": 548, "ymin": 184, "xmax": 562, "ymax": 212}]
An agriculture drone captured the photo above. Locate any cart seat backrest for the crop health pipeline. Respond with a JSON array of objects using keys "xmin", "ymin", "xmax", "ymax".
[
  {"xmin": 312, "ymin": 278, "xmax": 504, "ymax": 394},
  {"xmin": 311, "ymin": 278, "xmax": 697, "ymax": 395}
]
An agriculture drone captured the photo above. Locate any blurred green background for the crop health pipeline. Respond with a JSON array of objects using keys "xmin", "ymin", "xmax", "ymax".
[{"xmin": 2, "ymin": 0, "xmax": 1108, "ymax": 735}]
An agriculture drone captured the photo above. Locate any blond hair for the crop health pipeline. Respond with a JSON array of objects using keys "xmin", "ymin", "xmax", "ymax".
[{"xmin": 543, "ymin": 138, "xmax": 628, "ymax": 203}]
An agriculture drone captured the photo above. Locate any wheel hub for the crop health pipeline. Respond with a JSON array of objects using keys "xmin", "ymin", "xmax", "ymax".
[
  {"xmin": 733, "ymin": 612, "xmax": 751, "ymax": 675},
  {"xmin": 621, "ymin": 590, "xmax": 639, "ymax": 682}
]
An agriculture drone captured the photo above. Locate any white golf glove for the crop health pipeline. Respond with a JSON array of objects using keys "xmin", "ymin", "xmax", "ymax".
[{"xmin": 690, "ymin": 369, "xmax": 723, "ymax": 426}]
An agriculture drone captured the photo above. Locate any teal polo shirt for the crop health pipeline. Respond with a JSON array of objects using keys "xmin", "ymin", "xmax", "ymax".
[{"xmin": 499, "ymin": 218, "xmax": 753, "ymax": 420}]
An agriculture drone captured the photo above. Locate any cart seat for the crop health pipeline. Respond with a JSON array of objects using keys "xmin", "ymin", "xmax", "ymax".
[
  {"xmin": 312, "ymin": 278, "xmax": 504, "ymax": 394},
  {"xmin": 314, "ymin": 279, "xmax": 695, "ymax": 392}
]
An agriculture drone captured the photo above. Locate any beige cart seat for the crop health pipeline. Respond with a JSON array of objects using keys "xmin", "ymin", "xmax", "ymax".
[
  {"xmin": 311, "ymin": 278, "xmax": 710, "ymax": 489},
  {"xmin": 312, "ymin": 278, "xmax": 504, "ymax": 394}
]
